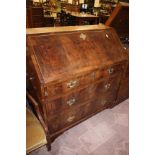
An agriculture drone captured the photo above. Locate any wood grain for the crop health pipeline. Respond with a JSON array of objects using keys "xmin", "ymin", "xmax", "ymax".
[{"xmin": 26, "ymin": 25, "xmax": 129, "ymax": 150}]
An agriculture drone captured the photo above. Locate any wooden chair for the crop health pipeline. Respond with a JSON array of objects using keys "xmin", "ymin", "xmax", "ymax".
[{"xmin": 26, "ymin": 92, "xmax": 51, "ymax": 153}]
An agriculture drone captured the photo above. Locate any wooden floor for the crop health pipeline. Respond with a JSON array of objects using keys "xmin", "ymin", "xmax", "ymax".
[{"xmin": 29, "ymin": 99, "xmax": 129, "ymax": 155}]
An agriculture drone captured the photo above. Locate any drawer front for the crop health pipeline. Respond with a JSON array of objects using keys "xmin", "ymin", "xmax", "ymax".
[
  {"xmin": 83, "ymin": 94, "xmax": 115, "ymax": 115},
  {"xmin": 46, "ymin": 72, "xmax": 96, "ymax": 98},
  {"xmin": 85, "ymin": 77, "xmax": 122, "ymax": 114},
  {"xmin": 95, "ymin": 74, "xmax": 121, "ymax": 98},
  {"xmin": 92, "ymin": 92, "xmax": 117, "ymax": 112},
  {"xmin": 95, "ymin": 63, "xmax": 123, "ymax": 81},
  {"xmin": 48, "ymin": 103, "xmax": 89, "ymax": 133}
]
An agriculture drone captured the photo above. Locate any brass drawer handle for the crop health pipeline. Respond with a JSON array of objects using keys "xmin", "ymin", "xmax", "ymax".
[
  {"xmin": 67, "ymin": 80, "xmax": 77, "ymax": 88},
  {"xmin": 101, "ymin": 99, "xmax": 107, "ymax": 105},
  {"xmin": 105, "ymin": 83, "xmax": 111, "ymax": 90},
  {"xmin": 108, "ymin": 68, "xmax": 114, "ymax": 74},
  {"xmin": 67, "ymin": 98, "xmax": 76, "ymax": 106},
  {"xmin": 67, "ymin": 116, "xmax": 75, "ymax": 122}
]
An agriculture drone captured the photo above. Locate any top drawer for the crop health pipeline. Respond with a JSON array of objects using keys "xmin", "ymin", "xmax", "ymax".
[
  {"xmin": 96, "ymin": 63, "xmax": 123, "ymax": 80},
  {"xmin": 45, "ymin": 63, "xmax": 124, "ymax": 98},
  {"xmin": 46, "ymin": 72, "xmax": 96, "ymax": 98}
]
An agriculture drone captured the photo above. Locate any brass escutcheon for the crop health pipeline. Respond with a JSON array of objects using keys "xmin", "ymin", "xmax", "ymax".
[
  {"xmin": 67, "ymin": 80, "xmax": 77, "ymax": 88},
  {"xmin": 108, "ymin": 68, "xmax": 114, "ymax": 74},
  {"xmin": 105, "ymin": 83, "xmax": 111, "ymax": 90},
  {"xmin": 67, "ymin": 98, "xmax": 76, "ymax": 106},
  {"xmin": 67, "ymin": 116, "xmax": 75, "ymax": 122}
]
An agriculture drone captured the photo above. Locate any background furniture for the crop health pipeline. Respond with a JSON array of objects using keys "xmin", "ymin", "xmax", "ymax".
[
  {"xmin": 44, "ymin": 16, "xmax": 55, "ymax": 27},
  {"xmin": 27, "ymin": 7, "xmax": 45, "ymax": 28},
  {"xmin": 60, "ymin": 11, "xmax": 99, "ymax": 26},
  {"xmin": 61, "ymin": 2, "xmax": 80, "ymax": 12},
  {"xmin": 98, "ymin": 13, "xmax": 110, "ymax": 24},
  {"xmin": 60, "ymin": 11, "xmax": 73, "ymax": 26},
  {"xmin": 26, "ymin": 0, "xmax": 122, "ymax": 28},
  {"xmin": 105, "ymin": 2, "xmax": 129, "ymax": 44},
  {"xmin": 70, "ymin": 12, "xmax": 99, "ymax": 25},
  {"xmin": 26, "ymin": 25, "xmax": 129, "ymax": 149}
]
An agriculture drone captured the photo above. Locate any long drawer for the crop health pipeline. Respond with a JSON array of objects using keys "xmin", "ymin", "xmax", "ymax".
[{"xmin": 46, "ymin": 63, "xmax": 124, "ymax": 99}]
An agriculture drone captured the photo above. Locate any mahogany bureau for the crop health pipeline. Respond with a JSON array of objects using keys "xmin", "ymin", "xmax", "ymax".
[{"xmin": 26, "ymin": 25, "xmax": 129, "ymax": 150}]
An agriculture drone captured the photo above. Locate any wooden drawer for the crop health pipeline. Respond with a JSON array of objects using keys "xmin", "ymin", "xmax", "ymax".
[
  {"xmin": 46, "ymin": 72, "xmax": 96, "ymax": 98},
  {"xmin": 48, "ymin": 103, "xmax": 89, "ymax": 133},
  {"xmin": 86, "ymin": 77, "xmax": 121, "ymax": 114},
  {"xmin": 84, "ymin": 93, "xmax": 116, "ymax": 115},
  {"xmin": 97, "ymin": 92, "xmax": 117, "ymax": 110},
  {"xmin": 95, "ymin": 63, "xmax": 123, "ymax": 80},
  {"xmin": 95, "ymin": 74, "xmax": 121, "ymax": 98}
]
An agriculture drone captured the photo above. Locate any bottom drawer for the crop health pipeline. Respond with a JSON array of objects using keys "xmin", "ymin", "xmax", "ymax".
[
  {"xmin": 88, "ymin": 92, "xmax": 116, "ymax": 114},
  {"xmin": 47, "ymin": 103, "xmax": 88, "ymax": 133}
]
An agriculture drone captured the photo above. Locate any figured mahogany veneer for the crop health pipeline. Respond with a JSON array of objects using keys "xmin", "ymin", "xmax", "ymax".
[{"xmin": 26, "ymin": 25, "xmax": 129, "ymax": 150}]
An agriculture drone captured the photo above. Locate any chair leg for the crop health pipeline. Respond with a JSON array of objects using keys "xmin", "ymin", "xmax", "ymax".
[
  {"xmin": 46, "ymin": 143, "xmax": 51, "ymax": 151},
  {"xmin": 46, "ymin": 135, "xmax": 51, "ymax": 151}
]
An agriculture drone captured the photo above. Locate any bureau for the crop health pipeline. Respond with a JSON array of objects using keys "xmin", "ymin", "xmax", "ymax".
[{"xmin": 26, "ymin": 25, "xmax": 129, "ymax": 150}]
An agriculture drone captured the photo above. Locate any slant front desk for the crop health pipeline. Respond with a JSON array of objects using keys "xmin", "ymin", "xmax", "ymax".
[{"xmin": 26, "ymin": 25, "xmax": 129, "ymax": 150}]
